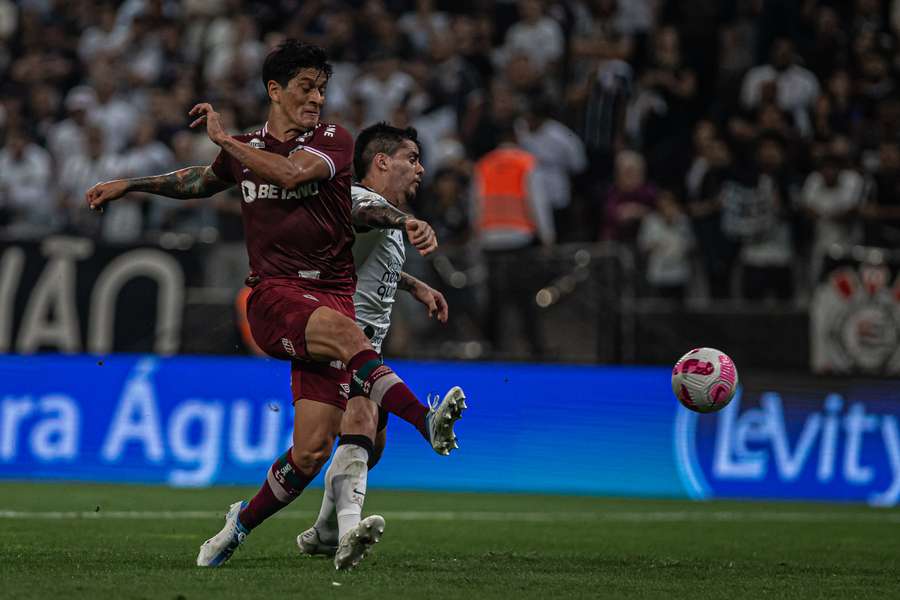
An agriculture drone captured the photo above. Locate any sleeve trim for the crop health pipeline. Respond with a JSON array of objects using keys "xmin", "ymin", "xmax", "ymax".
[{"xmin": 302, "ymin": 146, "xmax": 336, "ymax": 180}]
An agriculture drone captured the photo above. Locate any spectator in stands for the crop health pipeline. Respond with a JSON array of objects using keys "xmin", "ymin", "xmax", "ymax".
[
  {"xmin": 800, "ymin": 151, "xmax": 865, "ymax": 275},
  {"xmin": 629, "ymin": 25, "xmax": 697, "ymax": 186},
  {"xmin": 637, "ymin": 188, "xmax": 694, "ymax": 303},
  {"xmin": 398, "ymin": 0, "xmax": 450, "ymax": 55},
  {"xmin": 601, "ymin": 149, "xmax": 657, "ymax": 244},
  {"xmin": 87, "ymin": 67, "xmax": 139, "ymax": 154},
  {"xmin": 721, "ymin": 134, "xmax": 795, "ymax": 302},
  {"xmin": 46, "ymin": 86, "xmax": 96, "ymax": 167},
  {"xmin": 58, "ymin": 125, "xmax": 120, "ymax": 235},
  {"xmin": 740, "ymin": 37, "xmax": 820, "ymax": 136},
  {"xmin": 0, "ymin": 128, "xmax": 56, "ymax": 238},
  {"xmin": 472, "ymin": 123, "xmax": 553, "ymax": 358},
  {"xmin": 496, "ymin": 0, "xmax": 564, "ymax": 72},
  {"xmin": 516, "ymin": 95, "xmax": 587, "ymax": 241},
  {"xmin": 685, "ymin": 125, "xmax": 737, "ymax": 300},
  {"xmin": 353, "ymin": 52, "xmax": 421, "ymax": 125},
  {"xmin": 862, "ymin": 140, "xmax": 900, "ymax": 247}
]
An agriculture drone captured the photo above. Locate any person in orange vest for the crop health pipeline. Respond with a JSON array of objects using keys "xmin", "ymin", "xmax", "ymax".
[{"xmin": 472, "ymin": 122, "xmax": 555, "ymax": 358}]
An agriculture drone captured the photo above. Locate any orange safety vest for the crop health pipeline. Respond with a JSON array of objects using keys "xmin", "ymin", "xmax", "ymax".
[{"xmin": 475, "ymin": 147, "xmax": 538, "ymax": 235}]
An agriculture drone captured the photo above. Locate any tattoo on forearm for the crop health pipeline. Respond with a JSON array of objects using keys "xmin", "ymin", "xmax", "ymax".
[
  {"xmin": 352, "ymin": 200, "xmax": 409, "ymax": 229},
  {"xmin": 126, "ymin": 166, "xmax": 232, "ymax": 199},
  {"xmin": 398, "ymin": 272, "xmax": 418, "ymax": 292}
]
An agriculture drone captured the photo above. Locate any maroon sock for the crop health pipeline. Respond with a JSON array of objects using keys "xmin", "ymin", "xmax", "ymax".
[
  {"xmin": 348, "ymin": 349, "xmax": 428, "ymax": 438},
  {"xmin": 238, "ymin": 447, "xmax": 312, "ymax": 531}
]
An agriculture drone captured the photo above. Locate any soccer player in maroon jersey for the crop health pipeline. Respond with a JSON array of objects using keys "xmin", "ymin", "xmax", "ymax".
[{"xmin": 85, "ymin": 40, "xmax": 462, "ymax": 569}]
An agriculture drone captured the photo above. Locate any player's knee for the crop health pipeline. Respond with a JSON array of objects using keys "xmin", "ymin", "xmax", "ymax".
[
  {"xmin": 290, "ymin": 442, "xmax": 332, "ymax": 475},
  {"xmin": 343, "ymin": 398, "xmax": 378, "ymax": 433}
]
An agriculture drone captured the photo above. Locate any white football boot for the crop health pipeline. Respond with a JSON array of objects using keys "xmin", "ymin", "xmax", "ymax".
[
  {"xmin": 296, "ymin": 525, "xmax": 338, "ymax": 557},
  {"xmin": 333, "ymin": 515, "xmax": 385, "ymax": 570},
  {"xmin": 425, "ymin": 386, "xmax": 467, "ymax": 455},
  {"xmin": 196, "ymin": 501, "xmax": 249, "ymax": 567}
]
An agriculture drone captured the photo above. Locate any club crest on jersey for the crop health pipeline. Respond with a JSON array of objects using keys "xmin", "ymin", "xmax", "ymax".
[{"xmin": 249, "ymin": 138, "xmax": 265, "ymax": 149}]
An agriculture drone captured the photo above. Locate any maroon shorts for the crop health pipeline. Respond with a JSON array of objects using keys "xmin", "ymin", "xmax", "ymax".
[{"xmin": 246, "ymin": 278, "xmax": 352, "ymax": 410}]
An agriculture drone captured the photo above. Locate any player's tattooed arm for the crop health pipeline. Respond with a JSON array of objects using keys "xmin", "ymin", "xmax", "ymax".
[
  {"xmin": 351, "ymin": 199, "xmax": 410, "ymax": 229},
  {"xmin": 125, "ymin": 166, "xmax": 233, "ymax": 199},
  {"xmin": 353, "ymin": 201, "xmax": 439, "ymax": 256},
  {"xmin": 400, "ymin": 272, "xmax": 448, "ymax": 322},
  {"xmin": 398, "ymin": 271, "xmax": 420, "ymax": 292},
  {"xmin": 86, "ymin": 166, "xmax": 233, "ymax": 211}
]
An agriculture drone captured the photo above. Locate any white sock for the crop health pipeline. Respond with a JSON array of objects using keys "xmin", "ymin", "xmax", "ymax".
[
  {"xmin": 312, "ymin": 484, "xmax": 338, "ymax": 544},
  {"xmin": 325, "ymin": 443, "xmax": 369, "ymax": 541}
]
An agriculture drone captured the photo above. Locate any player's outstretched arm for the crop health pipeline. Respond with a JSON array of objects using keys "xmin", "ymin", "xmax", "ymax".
[
  {"xmin": 190, "ymin": 102, "xmax": 331, "ymax": 189},
  {"xmin": 85, "ymin": 166, "xmax": 233, "ymax": 211},
  {"xmin": 399, "ymin": 272, "xmax": 448, "ymax": 323},
  {"xmin": 352, "ymin": 200, "xmax": 438, "ymax": 256}
]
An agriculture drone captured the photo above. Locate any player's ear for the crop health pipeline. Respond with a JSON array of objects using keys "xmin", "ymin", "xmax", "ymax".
[
  {"xmin": 267, "ymin": 80, "xmax": 281, "ymax": 103},
  {"xmin": 375, "ymin": 153, "xmax": 390, "ymax": 172}
]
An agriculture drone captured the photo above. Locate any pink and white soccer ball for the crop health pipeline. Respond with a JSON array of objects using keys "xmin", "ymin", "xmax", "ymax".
[{"xmin": 671, "ymin": 347, "xmax": 739, "ymax": 413}]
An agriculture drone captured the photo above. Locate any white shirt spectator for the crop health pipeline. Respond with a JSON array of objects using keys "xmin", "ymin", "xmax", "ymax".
[
  {"xmin": 78, "ymin": 21, "xmax": 129, "ymax": 62},
  {"xmin": 517, "ymin": 118, "xmax": 587, "ymax": 209},
  {"xmin": 740, "ymin": 64, "xmax": 820, "ymax": 120},
  {"xmin": 801, "ymin": 169, "xmax": 865, "ymax": 250},
  {"xmin": 353, "ymin": 69, "xmax": 418, "ymax": 125},
  {"xmin": 398, "ymin": 9, "xmax": 450, "ymax": 53},
  {"xmin": 498, "ymin": 16, "xmax": 563, "ymax": 70},
  {"xmin": 0, "ymin": 141, "xmax": 56, "ymax": 234},
  {"xmin": 88, "ymin": 96, "xmax": 140, "ymax": 154},
  {"xmin": 638, "ymin": 211, "xmax": 693, "ymax": 286},
  {"xmin": 120, "ymin": 140, "xmax": 174, "ymax": 178}
]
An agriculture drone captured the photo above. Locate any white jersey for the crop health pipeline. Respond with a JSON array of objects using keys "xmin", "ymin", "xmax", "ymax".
[{"xmin": 351, "ymin": 184, "xmax": 407, "ymax": 353}]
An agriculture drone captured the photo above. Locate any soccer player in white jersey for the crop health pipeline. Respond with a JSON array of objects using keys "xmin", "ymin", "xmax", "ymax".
[{"xmin": 297, "ymin": 123, "xmax": 466, "ymax": 570}]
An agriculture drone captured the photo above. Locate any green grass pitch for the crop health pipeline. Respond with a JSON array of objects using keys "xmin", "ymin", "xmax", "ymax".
[{"xmin": 1, "ymin": 483, "xmax": 898, "ymax": 599}]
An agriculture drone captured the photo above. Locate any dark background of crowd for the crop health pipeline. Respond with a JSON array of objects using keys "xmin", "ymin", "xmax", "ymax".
[{"xmin": 1, "ymin": 0, "xmax": 899, "ymax": 314}]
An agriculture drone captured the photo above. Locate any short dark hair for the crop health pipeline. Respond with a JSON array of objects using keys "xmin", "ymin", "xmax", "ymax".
[
  {"xmin": 353, "ymin": 122, "xmax": 420, "ymax": 179},
  {"xmin": 261, "ymin": 39, "xmax": 333, "ymax": 90}
]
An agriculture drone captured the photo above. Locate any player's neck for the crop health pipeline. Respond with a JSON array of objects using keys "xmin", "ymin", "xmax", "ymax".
[
  {"xmin": 264, "ymin": 112, "xmax": 310, "ymax": 142},
  {"xmin": 361, "ymin": 175, "xmax": 401, "ymax": 207}
]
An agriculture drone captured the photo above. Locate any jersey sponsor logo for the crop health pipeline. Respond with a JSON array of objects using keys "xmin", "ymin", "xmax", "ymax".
[
  {"xmin": 240, "ymin": 180, "xmax": 257, "ymax": 203},
  {"xmin": 239, "ymin": 180, "xmax": 319, "ymax": 203}
]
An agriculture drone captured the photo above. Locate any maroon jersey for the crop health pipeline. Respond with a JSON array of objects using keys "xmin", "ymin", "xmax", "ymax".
[{"xmin": 211, "ymin": 121, "xmax": 356, "ymax": 294}]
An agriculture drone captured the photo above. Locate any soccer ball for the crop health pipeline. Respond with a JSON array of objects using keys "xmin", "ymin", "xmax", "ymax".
[{"xmin": 671, "ymin": 347, "xmax": 739, "ymax": 413}]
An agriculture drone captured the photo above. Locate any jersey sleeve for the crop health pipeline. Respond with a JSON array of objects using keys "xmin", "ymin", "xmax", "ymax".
[
  {"xmin": 303, "ymin": 124, "xmax": 354, "ymax": 180},
  {"xmin": 210, "ymin": 147, "xmax": 236, "ymax": 183}
]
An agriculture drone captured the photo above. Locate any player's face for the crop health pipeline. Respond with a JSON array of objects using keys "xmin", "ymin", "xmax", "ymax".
[
  {"xmin": 388, "ymin": 140, "xmax": 425, "ymax": 201},
  {"xmin": 279, "ymin": 68, "xmax": 328, "ymax": 130}
]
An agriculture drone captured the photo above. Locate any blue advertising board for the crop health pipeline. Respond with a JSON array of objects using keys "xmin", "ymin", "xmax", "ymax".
[{"xmin": 1, "ymin": 355, "xmax": 898, "ymax": 506}]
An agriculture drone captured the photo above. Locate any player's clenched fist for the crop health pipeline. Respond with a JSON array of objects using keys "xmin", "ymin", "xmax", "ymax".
[
  {"xmin": 189, "ymin": 102, "xmax": 228, "ymax": 145},
  {"xmin": 404, "ymin": 217, "xmax": 438, "ymax": 256},
  {"xmin": 85, "ymin": 179, "xmax": 129, "ymax": 211}
]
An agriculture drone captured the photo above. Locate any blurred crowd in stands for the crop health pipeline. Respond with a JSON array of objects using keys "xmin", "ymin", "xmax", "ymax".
[{"xmin": 2, "ymin": 0, "xmax": 900, "ymax": 312}]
